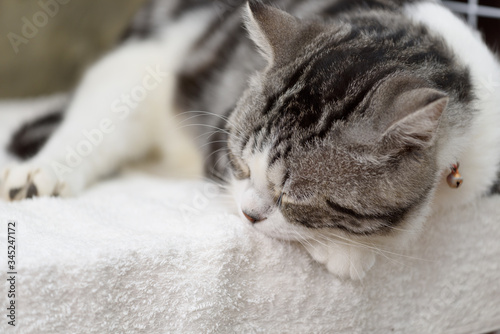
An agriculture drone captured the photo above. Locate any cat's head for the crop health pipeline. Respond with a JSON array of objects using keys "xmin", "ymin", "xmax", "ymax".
[{"xmin": 227, "ymin": 3, "xmax": 453, "ymax": 241}]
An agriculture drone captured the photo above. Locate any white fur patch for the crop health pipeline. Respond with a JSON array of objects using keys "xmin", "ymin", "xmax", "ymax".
[
  {"xmin": 246, "ymin": 148, "xmax": 270, "ymax": 190},
  {"xmin": 405, "ymin": 2, "xmax": 500, "ymax": 210}
]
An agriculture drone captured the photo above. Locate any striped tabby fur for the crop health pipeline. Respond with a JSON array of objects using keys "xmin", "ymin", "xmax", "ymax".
[{"xmin": 143, "ymin": 0, "xmax": 476, "ymax": 233}]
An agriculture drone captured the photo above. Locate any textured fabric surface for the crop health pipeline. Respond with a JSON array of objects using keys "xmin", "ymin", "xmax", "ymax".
[{"xmin": 0, "ymin": 97, "xmax": 499, "ymax": 333}]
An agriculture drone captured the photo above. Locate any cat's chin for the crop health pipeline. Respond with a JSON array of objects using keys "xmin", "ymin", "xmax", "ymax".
[
  {"xmin": 247, "ymin": 211, "xmax": 377, "ymax": 280},
  {"xmin": 233, "ymin": 180, "xmax": 379, "ymax": 280}
]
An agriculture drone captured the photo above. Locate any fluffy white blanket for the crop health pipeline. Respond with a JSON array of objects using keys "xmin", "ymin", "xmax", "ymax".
[{"xmin": 0, "ymin": 97, "xmax": 499, "ymax": 334}]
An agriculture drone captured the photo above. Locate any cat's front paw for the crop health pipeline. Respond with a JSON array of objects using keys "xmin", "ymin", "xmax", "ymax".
[
  {"xmin": 304, "ymin": 239, "xmax": 376, "ymax": 280},
  {"xmin": 0, "ymin": 164, "xmax": 69, "ymax": 201}
]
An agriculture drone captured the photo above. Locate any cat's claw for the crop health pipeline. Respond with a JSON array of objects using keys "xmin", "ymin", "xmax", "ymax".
[
  {"xmin": 0, "ymin": 164, "xmax": 69, "ymax": 201},
  {"xmin": 304, "ymin": 239, "xmax": 376, "ymax": 280}
]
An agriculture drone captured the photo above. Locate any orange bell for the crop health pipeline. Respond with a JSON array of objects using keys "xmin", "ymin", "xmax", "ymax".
[{"xmin": 447, "ymin": 163, "xmax": 463, "ymax": 189}]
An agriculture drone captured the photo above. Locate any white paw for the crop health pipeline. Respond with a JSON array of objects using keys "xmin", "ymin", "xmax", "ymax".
[
  {"xmin": 304, "ymin": 239, "xmax": 376, "ymax": 280},
  {"xmin": 0, "ymin": 164, "xmax": 70, "ymax": 201}
]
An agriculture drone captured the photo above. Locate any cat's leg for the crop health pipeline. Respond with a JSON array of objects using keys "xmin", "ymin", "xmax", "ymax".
[
  {"xmin": 1, "ymin": 39, "xmax": 171, "ymax": 200},
  {"xmin": 0, "ymin": 10, "xmax": 212, "ymax": 201}
]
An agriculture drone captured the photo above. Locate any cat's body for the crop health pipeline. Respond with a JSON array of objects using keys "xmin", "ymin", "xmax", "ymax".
[{"xmin": 2, "ymin": 0, "xmax": 500, "ymax": 279}]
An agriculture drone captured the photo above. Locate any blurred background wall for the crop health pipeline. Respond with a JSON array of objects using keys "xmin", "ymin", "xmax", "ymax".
[
  {"xmin": 0, "ymin": 0, "xmax": 498, "ymax": 99},
  {"xmin": 0, "ymin": 0, "xmax": 147, "ymax": 99}
]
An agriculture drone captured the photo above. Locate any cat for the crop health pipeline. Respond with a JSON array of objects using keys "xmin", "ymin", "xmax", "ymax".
[{"xmin": 1, "ymin": 0, "xmax": 500, "ymax": 280}]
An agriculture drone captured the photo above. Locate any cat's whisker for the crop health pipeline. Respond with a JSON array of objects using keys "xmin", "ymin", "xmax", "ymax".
[
  {"xmin": 290, "ymin": 229, "xmax": 331, "ymax": 251},
  {"xmin": 307, "ymin": 233, "xmax": 358, "ymax": 253},
  {"xmin": 318, "ymin": 231, "xmax": 433, "ymax": 263},
  {"xmin": 176, "ymin": 110, "xmax": 230, "ymax": 119},
  {"xmin": 175, "ymin": 123, "xmax": 231, "ymax": 136},
  {"xmin": 311, "ymin": 232, "xmax": 389, "ymax": 260},
  {"xmin": 211, "ymin": 152, "xmax": 234, "ymax": 173},
  {"xmin": 175, "ymin": 110, "xmax": 247, "ymax": 139},
  {"xmin": 344, "ymin": 247, "xmax": 365, "ymax": 284},
  {"xmin": 312, "ymin": 233, "xmax": 406, "ymax": 270},
  {"xmin": 205, "ymin": 160, "xmax": 232, "ymax": 183},
  {"xmin": 203, "ymin": 147, "xmax": 229, "ymax": 166},
  {"xmin": 199, "ymin": 140, "xmax": 230, "ymax": 150},
  {"xmin": 191, "ymin": 129, "xmax": 241, "ymax": 149},
  {"xmin": 192, "ymin": 130, "xmax": 221, "ymax": 143},
  {"xmin": 206, "ymin": 168, "xmax": 230, "ymax": 184},
  {"xmin": 175, "ymin": 110, "xmax": 233, "ymax": 127},
  {"xmin": 319, "ymin": 233, "xmax": 395, "ymax": 261},
  {"xmin": 376, "ymin": 222, "xmax": 425, "ymax": 234},
  {"xmin": 291, "ymin": 237, "xmax": 316, "ymax": 256}
]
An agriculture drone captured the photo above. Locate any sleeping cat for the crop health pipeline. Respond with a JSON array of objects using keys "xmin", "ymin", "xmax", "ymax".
[{"xmin": 1, "ymin": 0, "xmax": 500, "ymax": 280}]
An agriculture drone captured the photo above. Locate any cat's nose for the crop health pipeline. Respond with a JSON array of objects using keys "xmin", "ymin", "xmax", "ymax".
[
  {"xmin": 242, "ymin": 210, "xmax": 265, "ymax": 224},
  {"xmin": 241, "ymin": 187, "xmax": 269, "ymax": 224}
]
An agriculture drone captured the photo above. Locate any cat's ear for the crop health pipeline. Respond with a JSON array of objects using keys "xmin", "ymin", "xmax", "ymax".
[
  {"xmin": 381, "ymin": 88, "xmax": 448, "ymax": 150},
  {"xmin": 245, "ymin": 2, "xmax": 305, "ymax": 65}
]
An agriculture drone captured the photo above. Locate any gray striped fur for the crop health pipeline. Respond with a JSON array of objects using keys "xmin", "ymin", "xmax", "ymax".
[{"xmin": 133, "ymin": 0, "xmax": 477, "ymax": 235}]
